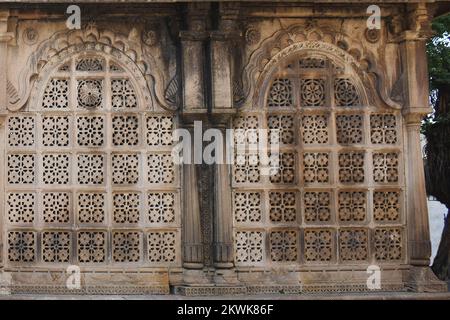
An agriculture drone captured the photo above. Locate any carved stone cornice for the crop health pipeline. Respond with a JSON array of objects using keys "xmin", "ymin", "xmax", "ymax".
[{"xmin": 391, "ymin": 3, "xmax": 434, "ymax": 42}]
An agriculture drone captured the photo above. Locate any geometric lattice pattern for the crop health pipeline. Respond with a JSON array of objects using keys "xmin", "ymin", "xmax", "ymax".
[
  {"xmin": 268, "ymin": 79, "xmax": 292, "ymax": 107},
  {"xmin": 235, "ymin": 231, "xmax": 263, "ymax": 263},
  {"xmin": 336, "ymin": 115, "xmax": 363, "ymax": 144},
  {"xmin": 147, "ymin": 154, "xmax": 174, "ymax": 184},
  {"xmin": 373, "ymin": 191, "xmax": 401, "ymax": 222},
  {"xmin": 113, "ymin": 193, "xmax": 140, "ymax": 224},
  {"xmin": 8, "ymin": 116, "xmax": 35, "ymax": 147},
  {"xmin": 77, "ymin": 231, "xmax": 106, "ymax": 263},
  {"xmin": 304, "ymin": 191, "xmax": 331, "ymax": 223},
  {"xmin": 42, "ymin": 231, "xmax": 71, "ymax": 263},
  {"xmin": 43, "ymin": 116, "xmax": 70, "ymax": 147},
  {"xmin": 146, "ymin": 116, "xmax": 173, "ymax": 146},
  {"xmin": 268, "ymin": 115, "xmax": 294, "ymax": 145},
  {"xmin": 270, "ymin": 230, "xmax": 298, "ymax": 262},
  {"xmin": 233, "ymin": 54, "xmax": 403, "ymax": 266},
  {"xmin": 42, "ymin": 154, "xmax": 70, "ymax": 185},
  {"xmin": 5, "ymin": 54, "xmax": 180, "ymax": 268},
  {"xmin": 112, "ymin": 154, "xmax": 139, "ymax": 185},
  {"xmin": 148, "ymin": 192, "xmax": 176, "ymax": 224},
  {"xmin": 338, "ymin": 191, "xmax": 366, "ymax": 222},
  {"xmin": 270, "ymin": 152, "xmax": 295, "ymax": 184},
  {"xmin": 338, "ymin": 152, "xmax": 365, "ymax": 183},
  {"xmin": 373, "ymin": 152, "xmax": 399, "ymax": 183},
  {"xmin": 269, "ymin": 192, "xmax": 296, "ymax": 223},
  {"xmin": 7, "ymin": 154, "xmax": 35, "ymax": 184},
  {"xmin": 304, "ymin": 229, "xmax": 333, "ymax": 262},
  {"xmin": 112, "ymin": 116, "xmax": 139, "ymax": 146},
  {"xmin": 148, "ymin": 231, "xmax": 177, "ymax": 263},
  {"xmin": 8, "ymin": 231, "xmax": 36, "ymax": 262},
  {"xmin": 303, "ymin": 153, "xmax": 329, "ymax": 183},
  {"xmin": 77, "ymin": 116, "xmax": 104, "ymax": 147},
  {"xmin": 301, "ymin": 115, "xmax": 328, "ymax": 144},
  {"xmin": 7, "ymin": 193, "xmax": 35, "ymax": 224},
  {"xmin": 42, "ymin": 79, "xmax": 69, "ymax": 109},
  {"xmin": 43, "ymin": 192, "xmax": 70, "ymax": 223},
  {"xmin": 233, "ymin": 153, "xmax": 260, "ymax": 184},
  {"xmin": 334, "ymin": 78, "xmax": 360, "ymax": 107},
  {"xmin": 234, "ymin": 192, "xmax": 262, "ymax": 223},
  {"xmin": 112, "ymin": 231, "xmax": 141, "ymax": 263},
  {"xmin": 339, "ymin": 229, "xmax": 368, "ymax": 261},
  {"xmin": 374, "ymin": 228, "xmax": 403, "ymax": 261},
  {"xmin": 78, "ymin": 193, "xmax": 105, "ymax": 224},
  {"xmin": 300, "ymin": 79, "xmax": 325, "ymax": 107},
  {"xmin": 370, "ymin": 114, "xmax": 397, "ymax": 144}
]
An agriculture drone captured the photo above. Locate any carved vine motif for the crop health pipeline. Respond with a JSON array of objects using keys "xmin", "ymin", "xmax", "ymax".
[
  {"xmin": 9, "ymin": 26, "xmax": 176, "ymax": 112},
  {"xmin": 240, "ymin": 23, "xmax": 401, "ymax": 110}
]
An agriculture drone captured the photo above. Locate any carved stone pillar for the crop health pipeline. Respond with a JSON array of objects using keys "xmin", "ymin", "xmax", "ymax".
[
  {"xmin": 179, "ymin": 3, "xmax": 209, "ymax": 275},
  {"xmin": 209, "ymin": 4, "xmax": 239, "ymax": 271},
  {"xmin": 213, "ymin": 126, "xmax": 234, "ymax": 269},
  {"xmin": 180, "ymin": 3, "xmax": 209, "ymax": 117},
  {"xmin": 0, "ymin": 10, "xmax": 13, "ymax": 112},
  {"xmin": 181, "ymin": 130, "xmax": 204, "ymax": 269},
  {"xmin": 398, "ymin": 4, "xmax": 446, "ymax": 292},
  {"xmin": 210, "ymin": 3, "xmax": 240, "ymax": 119},
  {"xmin": 0, "ymin": 11, "xmax": 13, "ymax": 294},
  {"xmin": 0, "ymin": 10, "xmax": 13, "ymax": 272}
]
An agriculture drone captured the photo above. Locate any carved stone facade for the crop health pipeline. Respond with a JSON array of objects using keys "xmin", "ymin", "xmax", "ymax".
[{"xmin": 0, "ymin": 1, "xmax": 448, "ymax": 295}]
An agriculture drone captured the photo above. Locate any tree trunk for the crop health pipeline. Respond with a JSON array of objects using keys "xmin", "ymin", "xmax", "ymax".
[{"xmin": 432, "ymin": 209, "xmax": 450, "ymax": 281}]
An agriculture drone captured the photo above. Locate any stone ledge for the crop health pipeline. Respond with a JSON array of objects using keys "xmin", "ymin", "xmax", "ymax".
[{"xmin": 0, "ymin": 292, "xmax": 449, "ymax": 300}]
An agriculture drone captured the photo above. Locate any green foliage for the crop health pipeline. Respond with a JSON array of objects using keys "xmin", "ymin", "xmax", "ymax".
[
  {"xmin": 423, "ymin": 14, "xmax": 450, "ymax": 207},
  {"xmin": 427, "ymin": 14, "xmax": 450, "ymax": 95}
]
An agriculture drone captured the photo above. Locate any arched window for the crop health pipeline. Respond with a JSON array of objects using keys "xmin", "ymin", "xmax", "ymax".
[
  {"xmin": 5, "ymin": 54, "xmax": 180, "ymax": 267},
  {"xmin": 232, "ymin": 54, "xmax": 404, "ymax": 267}
]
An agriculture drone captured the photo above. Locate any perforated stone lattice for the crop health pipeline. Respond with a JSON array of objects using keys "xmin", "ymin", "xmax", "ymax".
[
  {"xmin": 232, "ymin": 55, "xmax": 404, "ymax": 265},
  {"xmin": 5, "ymin": 55, "xmax": 180, "ymax": 266}
]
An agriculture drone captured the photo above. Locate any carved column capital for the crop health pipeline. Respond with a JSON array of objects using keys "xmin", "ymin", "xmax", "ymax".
[{"xmin": 403, "ymin": 109, "xmax": 431, "ymax": 126}]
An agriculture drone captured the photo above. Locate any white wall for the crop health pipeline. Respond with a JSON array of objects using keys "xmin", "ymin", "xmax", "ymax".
[{"xmin": 427, "ymin": 199, "xmax": 447, "ymax": 264}]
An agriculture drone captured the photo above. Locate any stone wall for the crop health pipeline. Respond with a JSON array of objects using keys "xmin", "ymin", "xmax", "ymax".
[{"xmin": 0, "ymin": 1, "xmax": 447, "ymax": 295}]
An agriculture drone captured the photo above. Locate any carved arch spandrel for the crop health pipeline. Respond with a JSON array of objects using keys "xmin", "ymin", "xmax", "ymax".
[
  {"xmin": 8, "ymin": 26, "xmax": 177, "ymax": 112},
  {"xmin": 239, "ymin": 24, "xmax": 402, "ymax": 111}
]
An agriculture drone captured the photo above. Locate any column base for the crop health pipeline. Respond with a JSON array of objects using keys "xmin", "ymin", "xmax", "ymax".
[
  {"xmin": 181, "ymin": 269, "xmax": 211, "ymax": 285},
  {"xmin": 213, "ymin": 268, "xmax": 240, "ymax": 285},
  {"xmin": 404, "ymin": 266, "xmax": 448, "ymax": 293},
  {"xmin": 0, "ymin": 271, "xmax": 11, "ymax": 295},
  {"xmin": 213, "ymin": 262, "xmax": 234, "ymax": 269}
]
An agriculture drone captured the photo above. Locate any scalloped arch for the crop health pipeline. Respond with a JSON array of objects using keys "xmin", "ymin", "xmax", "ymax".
[
  {"xmin": 8, "ymin": 26, "xmax": 176, "ymax": 112},
  {"xmin": 241, "ymin": 24, "xmax": 401, "ymax": 110},
  {"xmin": 28, "ymin": 46, "xmax": 155, "ymax": 113}
]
